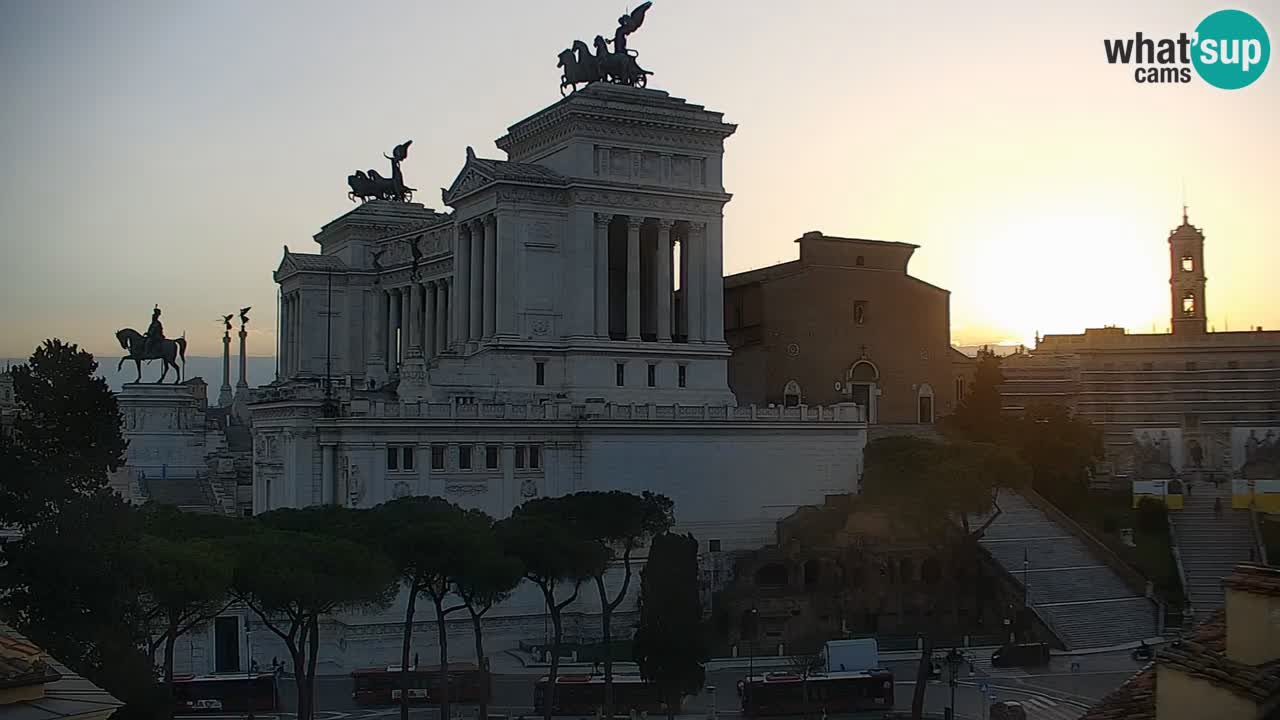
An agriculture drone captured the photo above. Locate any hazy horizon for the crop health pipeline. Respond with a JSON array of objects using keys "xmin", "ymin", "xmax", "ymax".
[{"xmin": 2, "ymin": 0, "xmax": 1277, "ymax": 358}]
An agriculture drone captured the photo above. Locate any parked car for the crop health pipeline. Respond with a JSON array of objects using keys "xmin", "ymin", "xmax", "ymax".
[
  {"xmin": 989, "ymin": 700, "xmax": 1027, "ymax": 720},
  {"xmin": 991, "ymin": 643, "xmax": 1050, "ymax": 668}
]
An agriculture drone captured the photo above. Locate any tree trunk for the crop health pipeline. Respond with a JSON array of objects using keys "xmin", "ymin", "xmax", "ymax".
[
  {"xmin": 471, "ymin": 610, "xmax": 489, "ymax": 720},
  {"xmin": 545, "ymin": 601, "xmax": 564, "ymax": 720},
  {"xmin": 289, "ymin": 636, "xmax": 308, "ymax": 720},
  {"xmin": 435, "ymin": 597, "xmax": 451, "ymax": 720},
  {"xmin": 163, "ymin": 620, "xmax": 177, "ymax": 713},
  {"xmin": 596, "ymin": 575, "xmax": 614, "ymax": 719},
  {"xmin": 401, "ymin": 588, "xmax": 419, "ymax": 720},
  {"xmin": 303, "ymin": 615, "xmax": 320, "ymax": 720},
  {"xmin": 911, "ymin": 633, "xmax": 934, "ymax": 720}
]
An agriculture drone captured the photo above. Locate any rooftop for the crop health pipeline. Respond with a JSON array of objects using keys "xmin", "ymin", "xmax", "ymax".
[{"xmin": 0, "ymin": 624, "xmax": 122, "ymax": 720}]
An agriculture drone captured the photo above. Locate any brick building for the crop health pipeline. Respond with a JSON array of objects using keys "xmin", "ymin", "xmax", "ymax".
[{"xmin": 724, "ymin": 231, "xmax": 967, "ymax": 425}]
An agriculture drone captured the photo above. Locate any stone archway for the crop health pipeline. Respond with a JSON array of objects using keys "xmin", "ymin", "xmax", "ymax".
[
  {"xmin": 848, "ymin": 360, "xmax": 879, "ymax": 423},
  {"xmin": 783, "ymin": 379, "xmax": 803, "ymax": 408}
]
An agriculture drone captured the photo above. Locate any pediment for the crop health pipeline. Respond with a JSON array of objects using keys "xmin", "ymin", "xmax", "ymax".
[{"xmin": 442, "ymin": 163, "xmax": 495, "ymax": 205}]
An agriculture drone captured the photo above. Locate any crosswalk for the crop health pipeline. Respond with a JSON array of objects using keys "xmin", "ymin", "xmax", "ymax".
[{"xmin": 964, "ymin": 652, "xmax": 1030, "ymax": 679}]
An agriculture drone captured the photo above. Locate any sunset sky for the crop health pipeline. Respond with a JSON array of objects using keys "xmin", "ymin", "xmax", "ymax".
[{"xmin": 1, "ymin": 0, "xmax": 1277, "ymax": 359}]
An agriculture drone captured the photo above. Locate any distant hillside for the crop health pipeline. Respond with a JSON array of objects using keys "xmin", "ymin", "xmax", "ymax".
[{"xmin": 3, "ymin": 356, "xmax": 278, "ymax": 404}]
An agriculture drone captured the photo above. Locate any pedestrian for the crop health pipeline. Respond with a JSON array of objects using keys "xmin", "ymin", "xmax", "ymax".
[
  {"xmin": 1186, "ymin": 481, "xmax": 1192, "ymax": 497},
  {"xmin": 1215, "ymin": 497, "xmax": 1223, "ymax": 518},
  {"xmin": 414, "ymin": 652, "xmax": 420, "ymax": 669}
]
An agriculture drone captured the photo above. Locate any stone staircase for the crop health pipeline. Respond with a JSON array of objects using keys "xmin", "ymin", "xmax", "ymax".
[
  {"xmin": 139, "ymin": 475, "xmax": 221, "ymax": 513},
  {"xmin": 1169, "ymin": 479, "xmax": 1257, "ymax": 617},
  {"xmin": 978, "ymin": 492, "xmax": 1158, "ymax": 649}
]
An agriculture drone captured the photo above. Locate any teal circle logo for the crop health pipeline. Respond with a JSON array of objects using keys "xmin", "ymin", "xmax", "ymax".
[{"xmin": 1192, "ymin": 9, "xmax": 1270, "ymax": 89}]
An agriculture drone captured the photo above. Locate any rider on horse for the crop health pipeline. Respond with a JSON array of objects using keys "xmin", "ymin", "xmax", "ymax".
[{"xmin": 144, "ymin": 306, "xmax": 165, "ymax": 356}]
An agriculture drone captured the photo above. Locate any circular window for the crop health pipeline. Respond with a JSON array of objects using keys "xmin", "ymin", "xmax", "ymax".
[{"xmin": 786, "ymin": 343, "xmax": 800, "ymax": 358}]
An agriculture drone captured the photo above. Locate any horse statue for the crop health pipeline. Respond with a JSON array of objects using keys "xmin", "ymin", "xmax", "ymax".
[
  {"xmin": 115, "ymin": 328, "xmax": 187, "ymax": 384},
  {"xmin": 559, "ymin": 40, "xmax": 602, "ymax": 95},
  {"xmin": 347, "ymin": 140, "xmax": 416, "ymax": 203}
]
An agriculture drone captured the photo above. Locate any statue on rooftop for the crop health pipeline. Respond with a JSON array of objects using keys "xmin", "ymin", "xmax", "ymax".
[
  {"xmin": 347, "ymin": 141, "xmax": 415, "ymax": 203},
  {"xmin": 558, "ymin": 2, "xmax": 653, "ymax": 95}
]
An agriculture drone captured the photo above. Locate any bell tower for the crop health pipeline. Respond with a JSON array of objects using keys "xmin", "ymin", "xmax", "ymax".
[{"xmin": 1169, "ymin": 207, "xmax": 1207, "ymax": 336}]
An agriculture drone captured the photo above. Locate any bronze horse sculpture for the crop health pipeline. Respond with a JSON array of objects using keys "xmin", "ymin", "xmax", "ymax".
[{"xmin": 115, "ymin": 328, "xmax": 187, "ymax": 384}]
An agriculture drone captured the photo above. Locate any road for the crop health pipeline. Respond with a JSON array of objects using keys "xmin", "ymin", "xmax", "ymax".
[{"xmin": 226, "ymin": 652, "xmax": 1129, "ymax": 720}]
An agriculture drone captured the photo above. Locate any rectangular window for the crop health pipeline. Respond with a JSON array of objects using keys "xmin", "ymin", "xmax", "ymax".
[
  {"xmin": 529, "ymin": 445, "xmax": 541, "ymax": 469},
  {"xmin": 402, "ymin": 447, "xmax": 414, "ymax": 471},
  {"xmin": 854, "ymin": 300, "xmax": 867, "ymax": 325},
  {"xmin": 458, "ymin": 444, "xmax": 473, "ymax": 471},
  {"xmin": 616, "ymin": 362, "xmax": 625, "ymax": 387},
  {"xmin": 535, "ymin": 361, "xmax": 546, "ymax": 386},
  {"xmin": 486, "ymin": 445, "xmax": 499, "ymax": 470},
  {"xmin": 386, "ymin": 447, "xmax": 399, "ymax": 471},
  {"xmin": 1181, "ymin": 256, "xmax": 1195, "ymax": 272},
  {"xmin": 515, "ymin": 446, "xmax": 526, "ymax": 469},
  {"xmin": 431, "ymin": 445, "xmax": 445, "ymax": 470},
  {"xmin": 647, "ymin": 363, "xmax": 656, "ymax": 388},
  {"xmin": 709, "ymin": 539, "xmax": 722, "ymax": 552},
  {"xmin": 678, "ymin": 365, "xmax": 687, "ymax": 388}
]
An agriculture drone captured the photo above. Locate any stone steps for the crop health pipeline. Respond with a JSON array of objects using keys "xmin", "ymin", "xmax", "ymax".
[
  {"xmin": 977, "ymin": 492, "xmax": 1157, "ymax": 650},
  {"xmin": 1169, "ymin": 484, "xmax": 1256, "ymax": 613}
]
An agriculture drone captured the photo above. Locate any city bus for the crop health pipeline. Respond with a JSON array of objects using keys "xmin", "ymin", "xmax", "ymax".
[
  {"xmin": 739, "ymin": 669, "xmax": 894, "ymax": 716},
  {"xmin": 351, "ymin": 663, "xmax": 489, "ymax": 706},
  {"xmin": 171, "ymin": 672, "xmax": 278, "ymax": 714},
  {"xmin": 533, "ymin": 673, "xmax": 668, "ymax": 715}
]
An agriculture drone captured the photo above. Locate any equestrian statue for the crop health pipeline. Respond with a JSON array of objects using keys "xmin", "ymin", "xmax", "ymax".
[
  {"xmin": 558, "ymin": 2, "xmax": 654, "ymax": 95},
  {"xmin": 116, "ymin": 305, "xmax": 187, "ymax": 384},
  {"xmin": 348, "ymin": 140, "xmax": 415, "ymax": 203}
]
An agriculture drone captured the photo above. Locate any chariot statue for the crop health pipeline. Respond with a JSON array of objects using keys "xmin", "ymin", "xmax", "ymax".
[
  {"xmin": 558, "ymin": 2, "xmax": 654, "ymax": 95},
  {"xmin": 348, "ymin": 140, "xmax": 415, "ymax": 203}
]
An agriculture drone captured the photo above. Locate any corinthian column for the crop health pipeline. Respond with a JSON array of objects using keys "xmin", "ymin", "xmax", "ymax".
[
  {"xmin": 408, "ymin": 282, "xmax": 423, "ymax": 356},
  {"xmin": 423, "ymin": 281, "xmax": 436, "ymax": 359},
  {"xmin": 454, "ymin": 224, "xmax": 471, "ymax": 348},
  {"xmin": 388, "ymin": 288, "xmax": 400, "ymax": 369},
  {"xmin": 626, "ymin": 217, "xmax": 642, "ymax": 341},
  {"xmin": 483, "ymin": 215, "xmax": 497, "ymax": 339},
  {"xmin": 469, "ymin": 219, "xmax": 484, "ymax": 342},
  {"xmin": 656, "ymin": 219, "xmax": 673, "ymax": 342},
  {"xmin": 594, "ymin": 214, "xmax": 611, "ymax": 338},
  {"xmin": 436, "ymin": 279, "xmax": 449, "ymax": 353}
]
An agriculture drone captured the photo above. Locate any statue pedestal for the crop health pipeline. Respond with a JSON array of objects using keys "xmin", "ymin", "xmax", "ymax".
[{"xmin": 117, "ymin": 380, "xmax": 213, "ymax": 504}]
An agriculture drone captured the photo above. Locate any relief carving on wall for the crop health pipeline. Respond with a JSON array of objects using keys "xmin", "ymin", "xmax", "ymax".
[
  {"xmin": 445, "ymin": 482, "xmax": 488, "ymax": 496},
  {"xmin": 393, "ymin": 481, "xmax": 412, "ymax": 499},
  {"xmin": 530, "ymin": 318, "xmax": 551, "ymax": 336},
  {"xmin": 570, "ymin": 189, "xmax": 721, "ymax": 216},
  {"xmin": 348, "ymin": 463, "xmax": 364, "ymax": 507},
  {"xmin": 520, "ymin": 477, "xmax": 539, "ymax": 499}
]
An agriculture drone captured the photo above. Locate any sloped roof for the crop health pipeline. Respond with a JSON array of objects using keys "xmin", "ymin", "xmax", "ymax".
[
  {"xmin": 0, "ymin": 624, "xmax": 122, "ymax": 720},
  {"xmin": 285, "ymin": 253, "xmax": 348, "ymax": 272},
  {"xmin": 1082, "ymin": 607, "xmax": 1280, "ymax": 719},
  {"xmin": 1223, "ymin": 564, "xmax": 1280, "ymax": 598}
]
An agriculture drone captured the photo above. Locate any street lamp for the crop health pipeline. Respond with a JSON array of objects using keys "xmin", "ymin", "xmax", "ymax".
[
  {"xmin": 944, "ymin": 648, "xmax": 964, "ymax": 720},
  {"xmin": 747, "ymin": 607, "xmax": 759, "ymax": 686},
  {"xmin": 246, "ymin": 624, "xmax": 255, "ymax": 720}
]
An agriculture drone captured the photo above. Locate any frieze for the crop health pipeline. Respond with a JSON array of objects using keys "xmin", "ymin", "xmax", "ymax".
[
  {"xmin": 495, "ymin": 187, "xmax": 569, "ymax": 206},
  {"xmin": 570, "ymin": 189, "xmax": 723, "ymax": 217},
  {"xmin": 445, "ymin": 482, "xmax": 488, "ymax": 495}
]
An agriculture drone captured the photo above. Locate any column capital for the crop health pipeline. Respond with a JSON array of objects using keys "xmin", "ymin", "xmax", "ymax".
[
  {"xmin": 470, "ymin": 217, "xmax": 486, "ymax": 232},
  {"xmin": 483, "ymin": 213, "xmax": 497, "ymax": 229},
  {"xmin": 626, "ymin": 216, "xmax": 645, "ymax": 230},
  {"xmin": 689, "ymin": 221, "xmax": 708, "ymax": 235},
  {"xmin": 594, "ymin": 212, "xmax": 613, "ymax": 228},
  {"xmin": 657, "ymin": 218, "xmax": 676, "ymax": 231}
]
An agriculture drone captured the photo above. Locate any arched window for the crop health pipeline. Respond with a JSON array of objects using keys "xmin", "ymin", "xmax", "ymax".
[
  {"xmin": 917, "ymin": 383, "xmax": 935, "ymax": 424},
  {"xmin": 1182, "ymin": 291, "xmax": 1196, "ymax": 315},
  {"xmin": 783, "ymin": 380, "xmax": 802, "ymax": 408},
  {"xmin": 849, "ymin": 361, "xmax": 879, "ymax": 383},
  {"xmin": 755, "ymin": 563, "xmax": 788, "ymax": 588}
]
